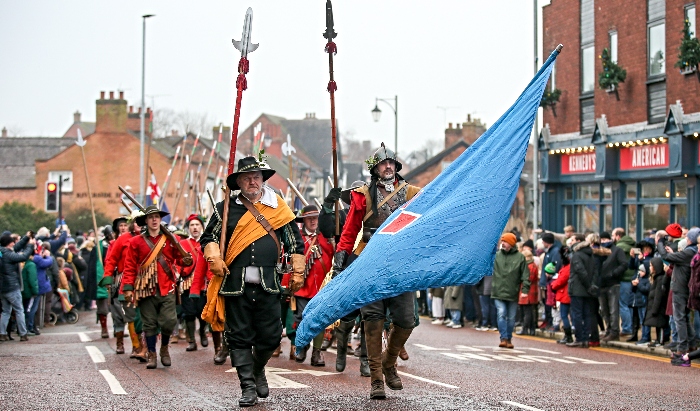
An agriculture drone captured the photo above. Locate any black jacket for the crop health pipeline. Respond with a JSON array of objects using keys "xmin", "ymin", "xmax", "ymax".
[
  {"xmin": 643, "ymin": 271, "xmax": 670, "ymax": 328},
  {"xmin": 569, "ymin": 242, "xmax": 597, "ymax": 298},
  {"xmin": 0, "ymin": 242, "xmax": 34, "ymax": 293},
  {"xmin": 657, "ymin": 240, "xmax": 698, "ymax": 296},
  {"xmin": 596, "ymin": 243, "xmax": 628, "ymax": 288}
]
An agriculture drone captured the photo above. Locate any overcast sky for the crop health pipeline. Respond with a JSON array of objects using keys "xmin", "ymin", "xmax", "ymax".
[{"xmin": 0, "ymin": 0, "xmax": 551, "ymax": 156}]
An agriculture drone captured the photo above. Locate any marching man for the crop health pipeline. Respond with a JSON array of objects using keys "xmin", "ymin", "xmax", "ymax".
[
  {"xmin": 178, "ymin": 214, "xmax": 210, "ymax": 352},
  {"xmin": 121, "ymin": 205, "xmax": 192, "ymax": 369}
]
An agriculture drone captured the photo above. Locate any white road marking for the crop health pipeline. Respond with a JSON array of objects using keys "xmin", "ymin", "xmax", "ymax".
[
  {"xmin": 86, "ymin": 346, "xmax": 105, "ymax": 363},
  {"xmin": 455, "ymin": 345, "xmax": 484, "ymax": 352},
  {"xmin": 42, "ymin": 330, "xmax": 100, "ymax": 336},
  {"xmin": 99, "ymin": 370, "xmax": 127, "ymax": 395},
  {"xmin": 413, "ymin": 343, "xmax": 450, "ymax": 351},
  {"xmin": 524, "ymin": 347, "xmax": 560, "ymax": 354},
  {"xmin": 78, "ymin": 333, "xmax": 92, "ymax": 342},
  {"xmin": 484, "ymin": 354, "xmax": 534, "ymax": 362},
  {"xmin": 227, "ymin": 367, "xmax": 333, "ymax": 389},
  {"xmin": 501, "ymin": 400, "xmax": 545, "ymax": 411},
  {"xmin": 492, "ymin": 348, "xmax": 527, "ymax": 354},
  {"xmin": 519, "ymin": 355, "xmax": 576, "ymax": 364},
  {"xmin": 564, "ymin": 356, "xmax": 617, "ymax": 365},
  {"xmin": 396, "ymin": 371, "xmax": 459, "ymax": 389},
  {"xmin": 442, "ymin": 352, "xmax": 494, "ymax": 361}
]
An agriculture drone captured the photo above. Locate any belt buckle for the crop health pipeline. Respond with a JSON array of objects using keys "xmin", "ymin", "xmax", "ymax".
[{"xmin": 255, "ymin": 215, "xmax": 265, "ymax": 222}]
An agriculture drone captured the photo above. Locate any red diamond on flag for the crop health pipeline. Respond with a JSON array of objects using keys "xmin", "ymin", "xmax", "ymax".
[{"xmin": 378, "ymin": 211, "xmax": 421, "ymax": 235}]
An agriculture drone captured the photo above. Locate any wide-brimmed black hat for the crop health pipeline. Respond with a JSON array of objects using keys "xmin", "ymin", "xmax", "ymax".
[
  {"xmin": 135, "ymin": 205, "xmax": 170, "ymax": 226},
  {"xmin": 226, "ymin": 156, "xmax": 276, "ymax": 191},
  {"xmin": 340, "ymin": 180, "xmax": 367, "ymax": 205},
  {"xmin": 112, "ymin": 216, "xmax": 128, "ymax": 234},
  {"xmin": 295, "ymin": 205, "xmax": 320, "ymax": 222}
]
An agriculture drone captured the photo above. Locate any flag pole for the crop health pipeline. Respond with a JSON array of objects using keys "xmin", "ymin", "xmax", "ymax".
[
  {"xmin": 159, "ymin": 145, "xmax": 181, "ymax": 208},
  {"xmin": 75, "ymin": 130, "xmax": 102, "ymax": 264},
  {"xmin": 220, "ymin": 7, "xmax": 258, "ymax": 257},
  {"xmin": 323, "ymin": 0, "xmax": 340, "ymax": 236}
]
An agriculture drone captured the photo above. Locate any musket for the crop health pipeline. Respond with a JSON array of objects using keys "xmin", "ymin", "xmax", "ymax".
[
  {"xmin": 159, "ymin": 145, "xmax": 181, "ymax": 209},
  {"xmin": 286, "ymin": 178, "xmax": 309, "ymax": 207},
  {"xmin": 220, "ymin": 8, "xmax": 258, "ymax": 257},
  {"xmin": 121, "ymin": 198, "xmax": 133, "ymax": 213},
  {"xmin": 323, "ymin": 0, "xmax": 341, "ymax": 236},
  {"xmin": 118, "ymin": 185, "xmax": 193, "ymax": 266},
  {"xmin": 206, "ymin": 189, "xmax": 223, "ymax": 244}
]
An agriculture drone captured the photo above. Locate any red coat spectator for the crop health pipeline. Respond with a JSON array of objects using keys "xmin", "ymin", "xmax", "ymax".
[{"xmin": 551, "ymin": 264, "xmax": 571, "ymax": 304}]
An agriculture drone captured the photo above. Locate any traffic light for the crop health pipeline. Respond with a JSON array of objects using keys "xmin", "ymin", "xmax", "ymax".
[{"xmin": 46, "ymin": 181, "xmax": 58, "ymax": 212}]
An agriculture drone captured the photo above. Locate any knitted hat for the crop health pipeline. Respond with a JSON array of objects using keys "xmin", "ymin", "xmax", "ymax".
[
  {"xmin": 600, "ymin": 231, "xmax": 612, "ymax": 240},
  {"xmin": 541, "ymin": 232, "xmax": 555, "ymax": 244},
  {"xmin": 544, "ymin": 262, "xmax": 557, "ymax": 274},
  {"xmin": 522, "ymin": 239, "xmax": 535, "ymax": 250},
  {"xmin": 500, "ymin": 233, "xmax": 517, "ymax": 247},
  {"xmin": 665, "ymin": 223, "xmax": 682, "ymax": 239},
  {"xmin": 687, "ymin": 227, "xmax": 700, "ymax": 245}
]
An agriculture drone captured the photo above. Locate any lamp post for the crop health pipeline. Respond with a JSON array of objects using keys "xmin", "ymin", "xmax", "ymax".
[
  {"xmin": 532, "ymin": 0, "xmax": 539, "ymax": 238},
  {"xmin": 140, "ymin": 13, "xmax": 155, "ymax": 204},
  {"xmin": 371, "ymin": 95, "xmax": 398, "ymax": 155}
]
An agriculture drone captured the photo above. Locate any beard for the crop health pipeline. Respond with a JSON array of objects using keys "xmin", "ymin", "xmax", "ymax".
[
  {"xmin": 379, "ymin": 173, "xmax": 396, "ymax": 192},
  {"xmin": 241, "ymin": 186, "xmax": 262, "ymax": 199}
]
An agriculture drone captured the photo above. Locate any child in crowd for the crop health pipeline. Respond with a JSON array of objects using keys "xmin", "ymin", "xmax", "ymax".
[
  {"xmin": 551, "ymin": 247, "xmax": 572, "ymax": 344},
  {"xmin": 644, "ymin": 257, "xmax": 671, "ymax": 347}
]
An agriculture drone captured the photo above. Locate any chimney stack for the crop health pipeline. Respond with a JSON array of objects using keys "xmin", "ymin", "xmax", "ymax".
[
  {"xmin": 109, "ymin": 91, "xmax": 114, "ymax": 99},
  {"xmin": 100, "ymin": 91, "xmax": 105, "ymax": 99},
  {"xmin": 95, "ymin": 91, "xmax": 128, "ymax": 134},
  {"xmin": 74, "ymin": 111, "xmax": 81, "ymax": 124},
  {"xmin": 1, "ymin": 127, "xmax": 7, "ymax": 138},
  {"xmin": 119, "ymin": 91, "xmax": 124, "ymax": 100},
  {"xmin": 129, "ymin": 106, "xmax": 133, "ymax": 113}
]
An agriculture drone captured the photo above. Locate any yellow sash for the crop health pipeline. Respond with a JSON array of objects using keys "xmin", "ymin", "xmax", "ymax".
[{"xmin": 202, "ymin": 193, "xmax": 296, "ymax": 331}]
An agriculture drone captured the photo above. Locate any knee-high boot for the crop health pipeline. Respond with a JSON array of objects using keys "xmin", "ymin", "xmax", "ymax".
[
  {"xmin": 382, "ymin": 324, "xmax": 413, "ymax": 391},
  {"xmin": 359, "ymin": 323, "xmax": 370, "ymax": 377},
  {"xmin": 185, "ymin": 320, "xmax": 197, "ymax": 351},
  {"xmin": 199, "ymin": 318, "xmax": 209, "ymax": 347},
  {"xmin": 231, "ymin": 349, "xmax": 257, "ymax": 407},
  {"xmin": 99, "ymin": 314, "xmax": 109, "ymax": 338},
  {"xmin": 213, "ymin": 331, "xmax": 229, "ymax": 365},
  {"xmin": 252, "ymin": 347, "xmax": 275, "ymax": 398},
  {"xmin": 364, "ymin": 320, "xmax": 386, "ymax": 399},
  {"xmin": 334, "ymin": 320, "xmax": 355, "ymax": 372}
]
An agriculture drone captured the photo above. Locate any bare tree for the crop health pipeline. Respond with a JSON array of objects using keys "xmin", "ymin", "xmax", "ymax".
[
  {"xmin": 176, "ymin": 110, "xmax": 212, "ymax": 138},
  {"xmin": 152, "ymin": 107, "xmax": 178, "ymax": 138}
]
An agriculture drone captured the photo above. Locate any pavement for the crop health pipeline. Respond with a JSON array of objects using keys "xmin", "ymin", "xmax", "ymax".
[{"xmin": 1, "ymin": 314, "xmax": 699, "ymax": 411}]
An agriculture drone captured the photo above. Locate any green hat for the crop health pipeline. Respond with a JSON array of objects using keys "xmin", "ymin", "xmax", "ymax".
[
  {"xmin": 135, "ymin": 205, "xmax": 169, "ymax": 226},
  {"xmin": 545, "ymin": 262, "xmax": 557, "ymax": 274}
]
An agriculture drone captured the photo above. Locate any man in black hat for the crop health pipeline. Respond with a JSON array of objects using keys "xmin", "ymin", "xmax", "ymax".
[
  {"xmin": 121, "ymin": 205, "xmax": 191, "ymax": 369},
  {"xmin": 332, "ymin": 144, "xmax": 422, "ymax": 399},
  {"xmin": 200, "ymin": 155, "xmax": 304, "ymax": 408}
]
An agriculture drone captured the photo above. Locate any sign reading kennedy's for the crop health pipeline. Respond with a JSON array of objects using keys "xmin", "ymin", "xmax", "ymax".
[{"xmin": 561, "ymin": 152, "xmax": 596, "ymax": 174}]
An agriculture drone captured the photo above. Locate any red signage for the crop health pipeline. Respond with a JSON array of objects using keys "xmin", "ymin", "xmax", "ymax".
[
  {"xmin": 561, "ymin": 153, "xmax": 596, "ymax": 174},
  {"xmin": 619, "ymin": 144, "xmax": 669, "ymax": 171}
]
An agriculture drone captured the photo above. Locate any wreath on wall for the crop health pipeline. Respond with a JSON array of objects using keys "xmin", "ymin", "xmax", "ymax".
[
  {"xmin": 675, "ymin": 19, "xmax": 700, "ymax": 81},
  {"xmin": 540, "ymin": 88, "xmax": 562, "ymax": 117},
  {"xmin": 598, "ymin": 47, "xmax": 627, "ymax": 100}
]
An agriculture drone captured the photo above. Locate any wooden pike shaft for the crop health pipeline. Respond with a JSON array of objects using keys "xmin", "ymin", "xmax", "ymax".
[
  {"xmin": 327, "ymin": 175, "xmax": 344, "ymax": 210},
  {"xmin": 328, "ymin": 46, "xmax": 340, "ymax": 236},
  {"xmin": 79, "ymin": 147, "xmax": 102, "ymax": 264},
  {"xmin": 286, "ymin": 178, "xmax": 308, "ymax": 207}
]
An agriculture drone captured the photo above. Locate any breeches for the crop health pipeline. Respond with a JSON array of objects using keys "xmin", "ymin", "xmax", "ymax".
[{"xmin": 224, "ymin": 284, "xmax": 282, "ymax": 352}]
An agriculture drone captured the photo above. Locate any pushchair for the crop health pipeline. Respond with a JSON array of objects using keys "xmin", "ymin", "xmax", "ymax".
[{"xmin": 47, "ymin": 290, "xmax": 79, "ymax": 325}]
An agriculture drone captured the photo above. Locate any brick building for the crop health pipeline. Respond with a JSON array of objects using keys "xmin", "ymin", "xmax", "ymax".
[{"xmin": 539, "ymin": 0, "xmax": 700, "ymax": 239}]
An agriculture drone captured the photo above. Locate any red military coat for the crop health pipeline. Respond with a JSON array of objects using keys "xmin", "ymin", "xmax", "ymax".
[
  {"xmin": 294, "ymin": 231, "xmax": 334, "ymax": 299},
  {"xmin": 179, "ymin": 237, "xmax": 210, "ymax": 295},
  {"xmin": 103, "ymin": 232, "xmax": 135, "ymax": 279},
  {"xmin": 121, "ymin": 233, "xmax": 183, "ymax": 297}
]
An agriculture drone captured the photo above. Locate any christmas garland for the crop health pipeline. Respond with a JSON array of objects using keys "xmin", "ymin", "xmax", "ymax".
[
  {"xmin": 540, "ymin": 88, "xmax": 561, "ymax": 116},
  {"xmin": 598, "ymin": 48, "xmax": 627, "ymax": 91},
  {"xmin": 675, "ymin": 19, "xmax": 700, "ymax": 74}
]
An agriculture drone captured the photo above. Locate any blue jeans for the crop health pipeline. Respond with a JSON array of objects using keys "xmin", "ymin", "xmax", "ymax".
[
  {"xmin": 570, "ymin": 296, "xmax": 595, "ymax": 343},
  {"xmin": 638, "ymin": 306, "xmax": 651, "ymax": 341},
  {"xmin": 619, "ymin": 282, "xmax": 633, "ymax": 334},
  {"xmin": 560, "ymin": 303, "xmax": 571, "ymax": 329},
  {"xmin": 22, "ymin": 297, "xmax": 41, "ymax": 331},
  {"xmin": 463, "ymin": 286, "xmax": 477, "ymax": 321},
  {"xmin": 494, "ymin": 299, "xmax": 518, "ymax": 340},
  {"xmin": 1, "ymin": 290, "xmax": 28, "ymax": 336},
  {"xmin": 479, "ymin": 295, "xmax": 497, "ymax": 327},
  {"xmin": 670, "ymin": 315, "xmax": 678, "ymax": 343},
  {"xmin": 451, "ymin": 310, "xmax": 462, "ymax": 325}
]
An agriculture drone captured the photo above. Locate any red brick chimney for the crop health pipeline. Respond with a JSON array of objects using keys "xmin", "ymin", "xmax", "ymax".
[
  {"xmin": 95, "ymin": 90, "xmax": 128, "ymax": 134},
  {"xmin": 73, "ymin": 111, "xmax": 81, "ymax": 124},
  {"xmin": 444, "ymin": 115, "xmax": 486, "ymax": 147},
  {"xmin": 1, "ymin": 127, "xmax": 7, "ymax": 138}
]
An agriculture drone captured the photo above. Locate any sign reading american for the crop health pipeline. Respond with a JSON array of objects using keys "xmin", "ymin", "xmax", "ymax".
[
  {"xmin": 619, "ymin": 144, "xmax": 669, "ymax": 171},
  {"xmin": 561, "ymin": 152, "xmax": 596, "ymax": 174}
]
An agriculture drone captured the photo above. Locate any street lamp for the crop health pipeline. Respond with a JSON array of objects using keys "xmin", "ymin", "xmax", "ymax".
[
  {"xmin": 371, "ymin": 95, "xmax": 398, "ymax": 155},
  {"xmin": 140, "ymin": 13, "xmax": 155, "ymax": 204}
]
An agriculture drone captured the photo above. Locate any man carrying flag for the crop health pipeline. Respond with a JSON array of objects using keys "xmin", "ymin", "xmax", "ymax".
[{"xmin": 332, "ymin": 144, "xmax": 421, "ymax": 400}]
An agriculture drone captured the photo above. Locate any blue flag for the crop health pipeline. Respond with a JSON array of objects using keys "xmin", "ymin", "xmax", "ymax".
[{"xmin": 294, "ymin": 47, "xmax": 561, "ymax": 349}]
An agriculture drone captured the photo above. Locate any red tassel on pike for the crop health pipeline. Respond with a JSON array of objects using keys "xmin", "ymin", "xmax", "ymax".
[
  {"xmin": 327, "ymin": 81, "xmax": 337, "ymax": 93},
  {"xmin": 325, "ymin": 41, "xmax": 337, "ymax": 55},
  {"xmin": 238, "ymin": 57, "xmax": 250, "ymax": 74},
  {"xmin": 236, "ymin": 74, "xmax": 247, "ymax": 91}
]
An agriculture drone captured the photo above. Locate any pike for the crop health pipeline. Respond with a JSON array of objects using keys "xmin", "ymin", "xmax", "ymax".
[
  {"xmin": 323, "ymin": 0, "xmax": 341, "ymax": 236},
  {"xmin": 172, "ymin": 154, "xmax": 190, "ymax": 219},
  {"xmin": 286, "ymin": 178, "xmax": 309, "ymax": 207},
  {"xmin": 159, "ymin": 145, "xmax": 181, "ymax": 208},
  {"xmin": 220, "ymin": 7, "xmax": 259, "ymax": 257},
  {"xmin": 75, "ymin": 129, "xmax": 103, "ymax": 264},
  {"xmin": 327, "ymin": 175, "xmax": 344, "ymax": 210},
  {"xmin": 119, "ymin": 185, "xmax": 193, "ymax": 266},
  {"xmin": 210, "ymin": 124, "xmax": 225, "ymax": 196}
]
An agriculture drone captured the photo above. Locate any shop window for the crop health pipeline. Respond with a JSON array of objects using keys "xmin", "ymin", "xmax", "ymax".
[
  {"xmin": 642, "ymin": 204, "xmax": 670, "ymax": 234},
  {"xmin": 674, "ymin": 180, "xmax": 687, "ymax": 199},
  {"xmin": 603, "ymin": 205, "xmax": 613, "ymax": 232},
  {"xmin": 627, "ymin": 205, "xmax": 638, "ymax": 239},
  {"xmin": 675, "ymin": 204, "xmax": 688, "ymax": 227},
  {"xmin": 577, "ymin": 183, "xmax": 600, "ymax": 201},
  {"xmin": 563, "ymin": 205, "xmax": 574, "ymax": 228},
  {"xmin": 641, "ymin": 181, "xmax": 670, "ymax": 198},
  {"xmin": 577, "ymin": 204, "xmax": 600, "ymax": 233},
  {"xmin": 603, "ymin": 184, "xmax": 612, "ymax": 200},
  {"xmin": 626, "ymin": 183, "xmax": 638, "ymax": 200},
  {"xmin": 564, "ymin": 186, "xmax": 573, "ymax": 200}
]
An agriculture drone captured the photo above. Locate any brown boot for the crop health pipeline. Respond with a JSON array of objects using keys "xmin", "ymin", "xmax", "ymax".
[
  {"xmin": 146, "ymin": 351, "xmax": 157, "ymax": 369},
  {"xmin": 178, "ymin": 328, "xmax": 187, "ymax": 341},
  {"xmin": 289, "ymin": 345, "xmax": 297, "ymax": 361},
  {"xmin": 171, "ymin": 328, "xmax": 180, "ymax": 344},
  {"xmin": 398, "ymin": 345, "xmax": 409, "ymax": 361},
  {"xmin": 382, "ymin": 324, "xmax": 413, "ymax": 391},
  {"xmin": 499, "ymin": 339, "xmax": 507, "ymax": 348},
  {"xmin": 212, "ymin": 331, "xmax": 222, "ymax": 355},
  {"xmin": 99, "ymin": 314, "xmax": 109, "ymax": 339},
  {"xmin": 272, "ymin": 344, "xmax": 282, "ymax": 357},
  {"xmin": 506, "ymin": 339, "xmax": 514, "ymax": 349},
  {"xmin": 364, "ymin": 320, "xmax": 386, "ymax": 399},
  {"xmin": 133, "ymin": 334, "xmax": 149, "ymax": 363},
  {"xmin": 310, "ymin": 347, "xmax": 326, "ymax": 367},
  {"xmin": 185, "ymin": 320, "xmax": 197, "ymax": 352},
  {"xmin": 115, "ymin": 331, "xmax": 125, "ymax": 354},
  {"xmin": 160, "ymin": 344, "xmax": 172, "ymax": 367},
  {"xmin": 214, "ymin": 341, "xmax": 229, "ymax": 365}
]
